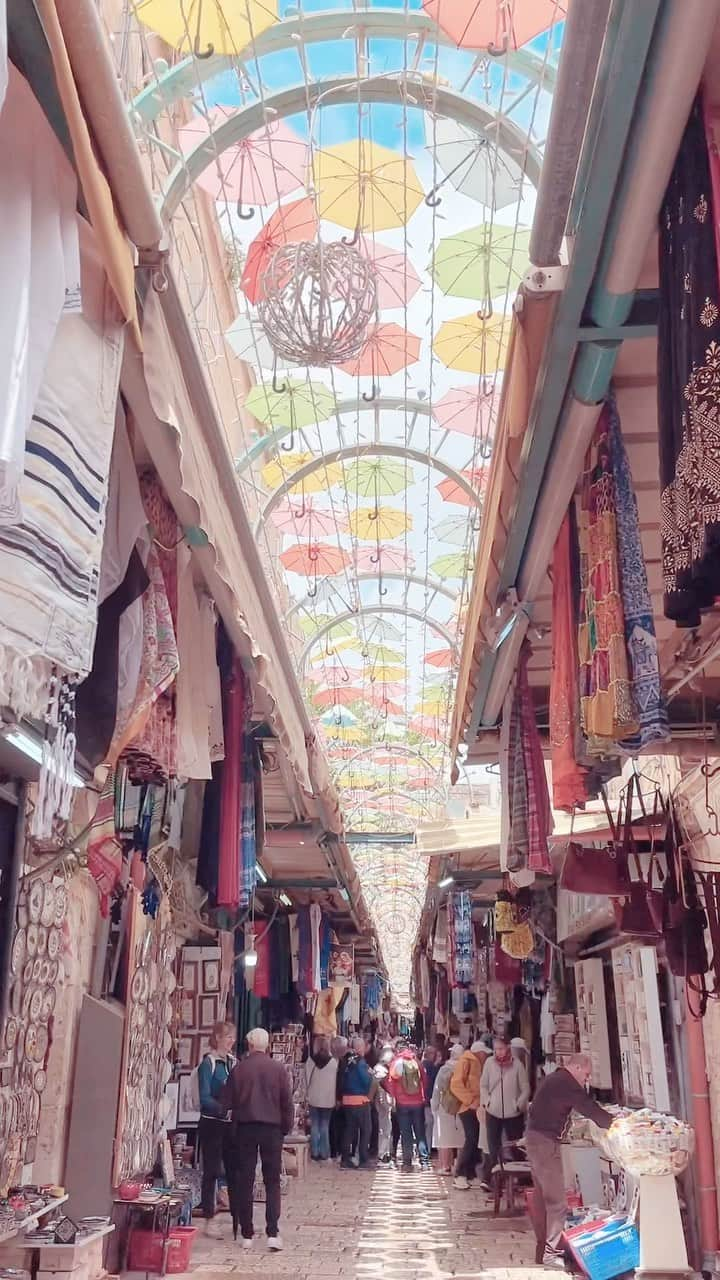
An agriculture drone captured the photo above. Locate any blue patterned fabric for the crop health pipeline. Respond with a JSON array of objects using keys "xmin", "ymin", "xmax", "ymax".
[
  {"xmin": 450, "ymin": 890, "xmax": 473, "ymax": 986},
  {"xmin": 239, "ymin": 728, "xmax": 257, "ymax": 907},
  {"xmin": 607, "ymin": 392, "xmax": 670, "ymax": 750}
]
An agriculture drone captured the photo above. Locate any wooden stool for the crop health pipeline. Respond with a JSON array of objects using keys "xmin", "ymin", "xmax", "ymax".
[
  {"xmin": 492, "ymin": 1160, "xmax": 533, "ymax": 1216},
  {"xmin": 283, "ymin": 1136, "xmax": 310, "ymax": 1179}
]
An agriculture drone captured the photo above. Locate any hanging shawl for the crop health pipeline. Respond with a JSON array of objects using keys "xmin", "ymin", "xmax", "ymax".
[
  {"xmin": 450, "ymin": 890, "xmax": 473, "ymax": 986},
  {"xmin": 659, "ymin": 94, "xmax": 720, "ymax": 625},
  {"xmin": 216, "ymin": 658, "xmax": 257, "ymax": 909},
  {"xmin": 578, "ymin": 406, "xmax": 638, "ymax": 750},
  {"xmin": 501, "ymin": 643, "xmax": 552, "ymax": 879},
  {"xmin": 607, "ymin": 392, "xmax": 670, "ymax": 749},
  {"xmin": 549, "ymin": 510, "xmax": 589, "ymax": 811}
]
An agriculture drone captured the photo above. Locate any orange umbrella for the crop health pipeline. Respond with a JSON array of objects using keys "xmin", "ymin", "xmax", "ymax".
[
  {"xmin": 241, "ymin": 197, "xmax": 318, "ymax": 304},
  {"xmin": 311, "ymin": 686, "xmax": 366, "ymax": 709},
  {"xmin": 339, "ymin": 323, "xmax": 421, "ymax": 379},
  {"xmin": 425, "ymin": 647, "xmax": 454, "ymax": 668},
  {"xmin": 280, "ymin": 542, "xmax": 350, "ymax": 576},
  {"xmin": 409, "ymin": 716, "xmax": 445, "ymax": 740},
  {"xmin": 422, "ymin": 0, "xmax": 570, "ymax": 51},
  {"xmin": 436, "ymin": 467, "xmax": 488, "ymax": 507},
  {"xmin": 367, "ymin": 692, "xmax": 405, "ymax": 716}
]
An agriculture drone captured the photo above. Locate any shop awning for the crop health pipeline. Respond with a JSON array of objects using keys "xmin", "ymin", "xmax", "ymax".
[{"xmin": 121, "ymin": 276, "xmax": 344, "ymax": 834}]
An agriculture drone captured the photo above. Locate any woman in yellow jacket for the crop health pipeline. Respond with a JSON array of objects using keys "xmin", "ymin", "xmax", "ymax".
[{"xmin": 450, "ymin": 1042, "xmax": 491, "ymax": 1190}]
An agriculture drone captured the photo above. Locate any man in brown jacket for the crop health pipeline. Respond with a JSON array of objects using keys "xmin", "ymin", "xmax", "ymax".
[{"xmin": 222, "ymin": 1027, "xmax": 294, "ymax": 1252}]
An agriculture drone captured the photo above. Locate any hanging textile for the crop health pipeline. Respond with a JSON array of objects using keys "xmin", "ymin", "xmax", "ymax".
[
  {"xmin": 578, "ymin": 406, "xmax": 638, "ymax": 749},
  {"xmin": 215, "ymin": 658, "xmax": 257, "ymax": 909},
  {"xmin": 500, "ymin": 644, "xmax": 552, "ymax": 879},
  {"xmin": 319, "ymin": 916, "xmax": 333, "ymax": 990},
  {"xmin": 176, "ymin": 549, "xmax": 222, "ymax": 780},
  {"xmin": 450, "ymin": 890, "xmax": 473, "ymax": 985},
  {"xmin": 288, "ymin": 913, "xmax": 300, "ymax": 984},
  {"xmin": 549, "ymin": 510, "xmax": 589, "ymax": 811},
  {"xmin": 607, "ymin": 392, "xmax": 670, "ymax": 749},
  {"xmin": 433, "ymin": 905, "xmax": 448, "ymax": 963},
  {"xmin": 0, "ymin": 66, "xmax": 79, "ymax": 526},
  {"xmin": 659, "ymin": 94, "xmax": 720, "ymax": 626},
  {"xmin": 310, "ymin": 903, "xmax": 322, "ymax": 992},
  {"xmin": 296, "ymin": 907, "xmax": 313, "ymax": 995}
]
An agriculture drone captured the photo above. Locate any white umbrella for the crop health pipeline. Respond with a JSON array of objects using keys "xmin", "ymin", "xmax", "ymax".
[
  {"xmin": 434, "ymin": 514, "xmax": 474, "ymax": 547},
  {"xmin": 424, "ymin": 117, "xmax": 524, "ymax": 212},
  {"xmin": 225, "ymin": 310, "xmax": 297, "ymax": 373}
]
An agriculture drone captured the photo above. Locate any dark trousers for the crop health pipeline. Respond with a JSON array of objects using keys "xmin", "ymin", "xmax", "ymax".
[
  {"xmin": 330, "ymin": 1106, "xmax": 344, "ymax": 1157},
  {"xmin": 232, "ymin": 1122, "xmax": 284, "ymax": 1240},
  {"xmin": 482, "ymin": 1112, "xmax": 525, "ymax": 1182},
  {"xmin": 456, "ymin": 1110, "xmax": 480, "ymax": 1180},
  {"xmin": 391, "ymin": 1109, "xmax": 400, "ymax": 1157},
  {"xmin": 198, "ymin": 1115, "xmax": 231, "ymax": 1218},
  {"xmin": 396, "ymin": 1105, "xmax": 428, "ymax": 1168},
  {"xmin": 342, "ymin": 1104, "xmax": 371, "ymax": 1166}
]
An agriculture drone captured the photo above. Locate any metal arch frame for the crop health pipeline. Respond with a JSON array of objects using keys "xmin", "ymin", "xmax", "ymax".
[
  {"xmin": 301, "ymin": 605, "xmax": 455, "ymax": 669},
  {"xmin": 132, "ymin": 10, "xmax": 558, "ymax": 125},
  {"xmin": 345, "ymin": 790, "xmax": 439, "ymax": 820},
  {"xmin": 238, "ymin": 397, "xmax": 440, "ymax": 472},
  {"xmin": 159, "ymin": 77, "xmax": 543, "ymax": 222},
  {"xmin": 331, "ymin": 743, "xmax": 475, "ymax": 799},
  {"xmin": 287, "ymin": 571, "xmax": 459, "ymax": 625},
  {"xmin": 258, "ymin": 442, "xmax": 481, "ymax": 533}
]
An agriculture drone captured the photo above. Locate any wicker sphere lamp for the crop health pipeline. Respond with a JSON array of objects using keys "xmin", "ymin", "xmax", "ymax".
[{"xmin": 257, "ymin": 240, "xmax": 377, "ymax": 367}]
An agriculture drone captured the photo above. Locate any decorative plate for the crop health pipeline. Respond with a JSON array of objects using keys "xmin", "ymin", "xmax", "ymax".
[
  {"xmin": 39, "ymin": 960, "xmax": 51, "ymax": 986},
  {"xmin": 11, "ymin": 982, "xmax": 22, "ymax": 1018},
  {"xmin": 32, "ymin": 958, "xmax": 42, "ymax": 983},
  {"xmin": 54, "ymin": 883, "xmax": 67, "ymax": 925},
  {"xmin": 29, "ymin": 988, "xmax": 43, "ymax": 1024},
  {"xmin": 34, "ymin": 1068, "xmax": 47, "ymax": 1093},
  {"xmin": 5, "ymin": 1018, "xmax": 18, "ymax": 1052},
  {"xmin": 41, "ymin": 988, "xmax": 55, "ymax": 1021},
  {"xmin": 28, "ymin": 1088, "xmax": 40, "ymax": 1131},
  {"xmin": 33, "ymin": 1024, "xmax": 48, "ymax": 1064},
  {"xmin": 47, "ymin": 928, "xmax": 61, "ymax": 961},
  {"xmin": 28, "ymin": 880, "xmax": 44, "ymax": 924},
  {"xmin": 26, "ymin": 923, "xmax": 39, "ymax": 956},
  {"xmin": 21, "ymin": 987, "xmax": 33, "ymax": 1020},
  {"xmin": 130, "ymin": 967, "xmax": 149, "ymax": 1005},
  {"xmin": 40, "ymin": 884, "xmax": 55, "ymax": 928},
  {"xmin": 47, "ymin": 959, "xmax": 59, "ymax": 985},
  {"xmin": 11, "ymin": 928, "xmax": 26, "ymax": 975},
  {"xmin": 36, "ymin": 926, "xmax": 48, "ymax": 957},
  {"xmin": 24, "ymin": 1024, "xmax": 38, "ymax": 1062},
  {"xmin": 23, "ymin": 959, "xmax": 34, "ymax": 986}
]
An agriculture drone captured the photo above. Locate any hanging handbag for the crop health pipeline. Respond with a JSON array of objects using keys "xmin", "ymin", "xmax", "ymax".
[
  {"xmin": 560, "ymin": 783, "xmax": 634, "ymax": 896},
  {"xmin": 618, "ymin": 777, "xmax": 662, "ymax": 938},
  {"xmin": 494, "ymin": 891, "xmax": 516, "ymax": 933}
]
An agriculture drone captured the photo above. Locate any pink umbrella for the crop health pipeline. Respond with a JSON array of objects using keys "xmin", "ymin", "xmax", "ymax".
[
  {"xmin": 409, "ymin": 716, "xmax": 445, "ymax": 741},
  {"xmin": 359, "ymin": 237, "xmax": 422, "ymax": 310},
  {"xmin": 354, "ymin": 546, "xmax": 416, "ymax": 572},
  {"xmin": 339, "ymin": 323, "xmax": 421, "ymax": 379},
  {"xmin": 422, "ymin": 0, "xmax": 570, "ymax": 51},
  {"xmin": 311, "ymin": 686, "xmax": 366, "ymax": 709},
  {"xmin": 436, "ymin": 467, "xmax": 488, "ymax": 507},
  {"xmin": 178, "ymin": 112, "xmax": 307, "ymax": 213},
  {"xmin": 269, "ymin": 499, "xmax": 345, "ymax": 539},
  {"xmin": 367, "ymin": 692, "xmax": 405, "ymax": 716},
  {"xmin": 432, "ymin": 383, "xmax": 500, "ymax": 441}
]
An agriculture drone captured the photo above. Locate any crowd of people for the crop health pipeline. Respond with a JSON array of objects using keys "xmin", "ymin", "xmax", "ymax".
[{"xmin": 194, "ymin": 1021, "xmax": 612, "ymax": 1270}]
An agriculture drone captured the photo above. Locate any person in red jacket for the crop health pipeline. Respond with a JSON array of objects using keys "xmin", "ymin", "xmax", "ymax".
[{"xmin": 384, "ymin": 1041, "xmax": 429, "ymax": 1171}]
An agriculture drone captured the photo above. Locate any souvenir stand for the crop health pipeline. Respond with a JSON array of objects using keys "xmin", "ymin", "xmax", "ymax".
[{"xmin": 270, "ymin": 1027, "xmax": 310, "ymax": 1178}]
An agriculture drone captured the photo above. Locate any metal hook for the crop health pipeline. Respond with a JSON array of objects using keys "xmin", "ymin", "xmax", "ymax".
[
  {"xmin": 477, "ymin": 303, "xmax": 494, "ymax": 321},
  {"xmin": 362, "ymin": 384, "xmax": 379, "ymax": 403},
  {"xmin": 307, "ymin": 580, "xmax": 318, "ymax": 599},
  {"xmin": 236, "ymin": 199, "xmax": 255, "ymax": 220},
  {"xmin": 272, "ymin": 368, "xmax": 288, "ymax": 395},
  {"xmin": 280, "ymin": 429, "xmax": 295, "ymax": 452},
  {"xmin": 369, "ymin": 549, "xmax": 380, "ymax": 565},
  {"xmin": 342, "ymin": 224, "xmax": 361, "ymax": 247},
  {"xmin": 379, "ymin": 583, "xmax": 388, "ymax": 597},
  {"xmin": 701, "ymin": 763, "xmax": 720, "ymax": 780},
  {"xmin": 424, "ymin": 189, "xmax": 443, "ymax": 209},
  {"xmin": 193, "ymin": 38, "xmax": 215, "ymax": 58}
]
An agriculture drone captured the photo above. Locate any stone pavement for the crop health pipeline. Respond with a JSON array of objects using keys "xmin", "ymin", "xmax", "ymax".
[{"xmin": 181, "ymin": 1162, "xmax": 548, "ymax": 1280}]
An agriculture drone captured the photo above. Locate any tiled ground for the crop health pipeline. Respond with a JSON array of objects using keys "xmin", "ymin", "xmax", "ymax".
[{"xmin": 181, "ymin": 1163, "xmax": 546, "ymax": 1280}]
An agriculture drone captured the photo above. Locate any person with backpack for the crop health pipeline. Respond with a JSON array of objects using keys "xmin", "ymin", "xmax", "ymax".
[
  {"xmin": 339, "ymin": 1035, "xmax": 375, "ymax": 1170},
  {"xmin": 385, "ymin": 1041, "xmax": 429, "ymax": 1171},
  {"xmin": 304, "ymin": 1035, "xmax": 338, "ymax": 1161},
  {"xmin": 431, "ymin": 1044, "xmax": 465, "ymax": 1174},
  {"xmin": 450, "ymin": 1041, "xmax": 490, "ymax": 1190},
  {"xmin": 195, "ymin": 1021, "xmax": 236, "ymax": 1238}
]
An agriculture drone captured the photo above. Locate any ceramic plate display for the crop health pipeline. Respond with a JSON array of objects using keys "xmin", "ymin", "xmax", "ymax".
[
  {"xmin": 130, "ymin": 967, "xmax": 149, "ymax": 1005},
  {"xmin": 40, "ymin": 884, "xmax": 55, "ymax": 927},
  {"xmin": 28, "ymin": 880, "xmax": 44, "ymax": 924},
  {"xmin": 47, "ymin": 959, "xmax": 59, "ymax": 985},
  {"xmin": 33, "ymin": 1024, "xmax": 48, "ymax": 1064},
  {"xmin": 11, "ymin": 982, "xmax": 22, "ymax": 1018},
  {"xmin": 29, "ymin": 989, "xmax": 43, "ymax": 1024},
  {"xmin": 26, "ymin": 922, "xmax": 39, "ymax": 956},
  {"xmin": 41, "ymin": 988, "xmax": 55, "ymax": 1021},
  {"xmin": 23, "ymin": 959, "xmax": 34, "ymax": 986},
  {"xmin": 47, "ymin": 927, "xmax": 61, "ymax": 961},
  {"xmin": 36, "ymin": 926, "xmax": 47, "ymax": 957},
  {"xmin": 11, "ymin": 928, "xmax": 26, "ymax": 975},
  {"xmin": 5, "ymin": 1019, "xmax": 18, "ymax": 1053},
  {"xmin": 34, "ymin": 1068, "xmax": 47, "ymax": 1093},
  {"xmin": 31, "ymin": 958, "xmax": 42, "ymax": 983},
  {"xmin": 24, "ymin": 1024, "xmax": 38, "ymax": 1062},
  {"xmin": 54, "ymin": 883, "xmax": 67, "ymax": 925},
  {"xmin": 39, "ymin": 959, "xmax": 50, "ymax": 985}
]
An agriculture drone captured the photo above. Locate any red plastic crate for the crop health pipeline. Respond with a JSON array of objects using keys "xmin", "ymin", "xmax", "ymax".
[{"xmin": 128, "ymin": 1226, "xmax": 197, "ymax": 1274}]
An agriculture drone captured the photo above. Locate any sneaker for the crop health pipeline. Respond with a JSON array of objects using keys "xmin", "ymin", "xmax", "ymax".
[
  {"xmin": 204, "ymin": 1219, "xmax": 224, "ymax": 1239},
  {"xmin": 480, "ymin": 1180, "xmax": 493, "ymax": 1193},
  {"xmin": 379, "ymin": 1154, "xmax": 391, "ymax": 1165},
  {"xmin": 542, "ymin": 1247, "xmax": 566, "ymax": 1270},
  {"xmin": 267, "ymin": 1236, "xmax": 284, "ymax": 1252},
  {"xmin": 454, "ymin": 1176, "xmax": 470, "ymax": 1191},
  {"xmin": 240, "ymin": 1238, "xmax": 253, "ymax": 1252},
  {"xmin": 340, "ymin": 1160, "xmax": 355, "ymax": 1170}
]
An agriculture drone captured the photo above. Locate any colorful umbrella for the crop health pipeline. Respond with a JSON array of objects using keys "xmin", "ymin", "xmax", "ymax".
[
  {"xmin": 430, "ymin": 551, "xmax": 474, "ymax": 578},
  {"xmin": 280, "ymin": 542, "xmax": 351, "ymax": 576},
  {"xmin": 363, "ymin": 618, "xmax": 405, "ymax": 642},
  {"xmin": 329, "ymin": 725, "xmax": 369, "ymax": 743},
  {"xmin": 359, "ymin": 236, "xmax": 422, "ymax": 309},
  {"xmin": 320, "ymin": 707, "xmax": 360, "ymax": 728},
  {"xmin": 434, "ymin": 514, "xmax": 474, "ymax": 546},
  {"xmin": 422, "ymin": 0, "xmax": 570, "ymax": 50},
  {"xmin": 262, "ymin": 453, "xmax": 343, "ymax": 494},
  {"xmin": 366, "ymin": 644, "xmax": 405, "ymax": 665},
  {"xmin": 343, "ymin": 458, "xmax": 414, "ymax": 499},
  {"xmin": 354, "ymin": 546, "xmax": 416, "ymax": 572},
  {"xmin": 178, "ymin": 115, "xmax": 306, "ymax": 210},
  {"xmin": 432, "ymin": 383, "xmax": 500, "ymax": 443},
  {"xmin": 296, "ymin": 613, "xmax": 355, "ymax": 639},
  {"xmin": 425, "ymin": 647, "xmax": 455, "ymax": 668},
  {"xmin": 367, "ymin": 667, "xmax": 407, "ymax": 683},
  {"xmin": 226, "ymin": 310, "xmax": 287, "ymax": 370},
  {"xmin": 244, "ymin": 380, "xmax": 336, "ymax": 431},
  {"xmin": 409, "ymin": 716, "xmax": 445, "ymax": 740},
  {"xmin": 367, "ymin": 693, "xmax": 405, "ymax": 716},
  {"xmin": 340, "ymin": 323, "xmax": 421, "ymax": 379},
  {"xmin": 433, "ymin": 313, "xmax": 509, "ymax": 374},
  {"xmin": 270, "ymin": 500, "xmax": 344, "ymax": 539},
  {"xmin": 424, "ymin": 117, "xmax": 524, "ymax": 212},
  {"xmin": 241, "ymin": 197, "xmax": 318, "ymax": 304},
  {"xmin": 349, "ymin": 507, "xmax": 412, "ymax": 540},
  {"xmin": 135, "ymin": 0, "xmax": 278, "ymax": 56},
  {"xmin": 312, "ymin": 140, "xmax": 424, "ymax": 232},
  {"xmin": 431, "ymin": 224, "xmax": 531, "ymax": 301},
  {"xmin": 437, "ymin": 467, "xmax": 488, "ymax": 507},
  {"xmin": 312, "ymin": 687, "xmax": 367, "ymax": 709}
]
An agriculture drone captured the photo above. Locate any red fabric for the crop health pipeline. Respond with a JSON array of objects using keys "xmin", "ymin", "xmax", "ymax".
[
  {"xmin": 549, "ymin": 512, "xmax": 588, "ymax": 811},
  {"xmin": 248, "ymin": 924, "xmax": 271, "ymax": 1000},
  {"xmin": 385, "ymin": 1051, "xmax": 428, "ymax": 1107},
  {"xmin": 216, "ymin": 659, "xmax": 249, "ymax": 907}
]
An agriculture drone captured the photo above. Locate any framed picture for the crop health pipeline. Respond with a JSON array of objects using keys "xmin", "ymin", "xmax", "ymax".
[
  {"xmin": 177, "ymin": 1072, "xmax": 200, "ymax": 1125},
  {"xmin": 198, "ymin": 1034, "xmax": 212, "ymax": 1061},
  {"xmin": 203, "ymin": 959, "xmax": 220, "ymax": 993},
  {"xmin": 177, "ymin": 1035, "xmax": 194, "ymax": 1070},
  {"xmin": 164, "ymin": 1081, "xmax": 179, "ymax": 1131},
  {"xmin": 179, "ymin": 993, "xmax": 196, "ymax": 1029},
  {"xmin": 181, "ymin": 961, "xmax": 197, "ymax": 994},
  {"xmin": 199, "ymin": 995, "xmax": 218, "ymax": 1030}
]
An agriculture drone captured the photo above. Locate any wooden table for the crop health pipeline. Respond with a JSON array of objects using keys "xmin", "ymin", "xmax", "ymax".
[
  {"xmin": 282, "ymin": 1136, "xmax": 310, "ymax": 1179},
  {"xmin": 113, "ymin": 1192, "xmax": 186, "ymax": 1277},
  {"xmin": 492, "ymin": 1160, "xmax": 533, "ymax": 1216}
]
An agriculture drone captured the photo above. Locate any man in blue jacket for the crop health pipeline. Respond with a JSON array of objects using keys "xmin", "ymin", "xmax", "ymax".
[
  {"xmin": 197, "ymin": 1021, "xmax": 236, "ymax": 1238},
  {"xmin": 339, "ymin": 1036, "xmax": 375, "ymax": 1170}
]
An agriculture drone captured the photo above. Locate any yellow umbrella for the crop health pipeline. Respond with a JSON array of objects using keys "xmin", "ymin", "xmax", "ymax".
[
  {"xmin": 313, "ymin": 140, "xmax": 425, "ymax": 232},
  {"xmin": 367, "ymin": 665, "xmax": 406, "ymax": 681},
  {"xmin": 433, "ymin": 313, "xmax": 509, "ymax": 375},
  {"xmin": 349, "ymin": 507, "xmax": 413, "ymax": 540},
  {"xmin": 414, "ymin": 697, "xmax": 448, "ymax": 716},
  {"xmin": 261, "ymin": 452, "xmax": 342, "ymax": 494},
  {"xmin": 330, "ymin": 726, "xmax": 368, "ymax": 744},
  {"xmin": 135, "ymin": 0, "xmax": 278, "ymax": 56}
]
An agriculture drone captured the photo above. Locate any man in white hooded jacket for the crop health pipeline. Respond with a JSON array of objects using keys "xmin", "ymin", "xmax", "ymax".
[{"xmin": 479, "ymin": 1036, "xmax": 529, "ymax": 1188}]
